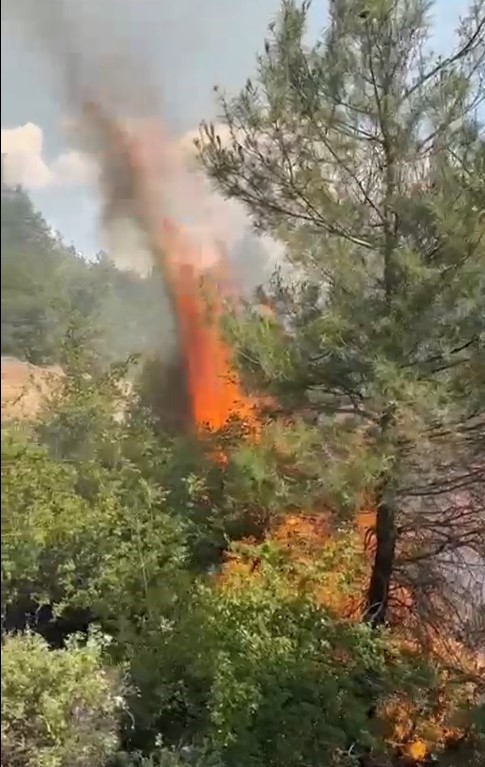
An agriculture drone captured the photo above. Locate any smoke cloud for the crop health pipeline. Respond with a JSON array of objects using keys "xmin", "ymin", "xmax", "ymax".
[{"xmin": 2, "ymin": 0, "xmax": 279, "ymax": 292}]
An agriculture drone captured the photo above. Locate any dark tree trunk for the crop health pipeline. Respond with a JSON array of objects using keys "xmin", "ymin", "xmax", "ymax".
[{"xmin": 366, "ymin": 492, "xmax": 397, "ymax": 627}]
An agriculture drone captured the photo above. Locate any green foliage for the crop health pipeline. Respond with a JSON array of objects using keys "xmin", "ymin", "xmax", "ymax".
[
  {"xmin": 1, "ymin": 182, "xmax": 174, "ymax": 366},
  {"xmin": 1, "ymin": 630, "xmax": 124, "ymax": 767},
  {"xmin": 6, "ymin": 339, "xmax": 423, "ymax": 764},
  {"xmin": 2, "ymin": 5, "xmax": 485, "ymax": 766},
  {"xmin": 1, "ymin": 425, "xmax": 188, "ymax": 624},
  {"xmin": 152, "ymin": 542, "xmax": 433, "ymax": 767},
  {"xmin": 115, "ymin": 745, "xmax": 224, "ymax": 767},
  {"xmin": 199, "ymin": 0, "xmax": 485, "ymax": 627},
  {"xmin": 201, "ymin": 0, "xmax": 485, "ymax": 450},
  {"xmin": 1, "ymin": 184, "xmax": 77, "ymax": 364},
  {"xmin": 203, "ymin": 586, "xmax": 380, "ymax": 765}
]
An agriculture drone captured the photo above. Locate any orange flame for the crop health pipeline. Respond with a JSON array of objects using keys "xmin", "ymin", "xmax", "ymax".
[
  {"xmin": 84, "ymin": 106, "xmax": 256, "ymax": 431},
  {"xmin": 161, "ymin": 219, "xmax": 257, "ymax": 430}
]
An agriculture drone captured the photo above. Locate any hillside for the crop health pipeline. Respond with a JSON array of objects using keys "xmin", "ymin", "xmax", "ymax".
[
  {"xmin": 1, "ymin": 176, "xmax": 174, "ymax": 366},
  {"xmin": 1, "ymin": 355, "xmax": 62, "ymax": 422}
]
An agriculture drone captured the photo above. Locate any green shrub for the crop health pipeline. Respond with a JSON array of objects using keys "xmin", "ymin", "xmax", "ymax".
[
  {"xmin": 194, "ymin": 572, "xmax": 386, "ymax": 766},
  {"xmin": 1, "ymin": 631, "xmax": 125, "ymax": 767},
  {"xmin": 122, "ymin": 542, "xmax": 432, "ymax": 767},
  {"xmin": 1, "ymin": 430, "xmax": 188, "ymax": 624},
  {"xmin": 115, "ymin": 745, "xmax": 224, "ymax": 767}
]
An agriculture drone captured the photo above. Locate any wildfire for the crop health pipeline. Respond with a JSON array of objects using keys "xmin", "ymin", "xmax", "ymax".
[
  {"xmin": 81, "ymin": 103, "xmax": 481, "ymax": 764},
  {"xmin": 83, "ymin": 104, "xmax": 257, "ymax": 431},
  {"xmin": 160, "ymin": 218, "xmax": 257, "ymax": 430}
]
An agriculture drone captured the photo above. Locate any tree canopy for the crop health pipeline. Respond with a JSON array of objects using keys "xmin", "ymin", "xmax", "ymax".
[
  {"xmin": 199, "ymin": 0, "xmax": 485, "ymax": 633},
  {"xmin": 1, "ymin": 174, "xmax": 174, "ymax": 366}
]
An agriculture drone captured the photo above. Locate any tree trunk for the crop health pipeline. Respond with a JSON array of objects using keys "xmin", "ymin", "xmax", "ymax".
[{"xmin": 366, "ymin": 490, "xmax": 397, "ymax": 627}]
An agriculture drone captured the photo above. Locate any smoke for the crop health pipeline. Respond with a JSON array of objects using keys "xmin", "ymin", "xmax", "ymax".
[
  {"xmin": 1, "ymin": 0, "xmax": 281, "ymax": 389},
  {"xmin": 3, "ymin": 0, "xmax": 162, "ymax": 120},
  {"xmin": 3, "ymin": 0, "xmax": 278, "ymax": 291}
]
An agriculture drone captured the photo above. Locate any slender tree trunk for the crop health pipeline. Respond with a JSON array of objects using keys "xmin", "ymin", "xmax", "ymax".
[
  {"xmin": 366, "ymin": 406, "xmax": 398, "ymax": 627},
  {"xmin": 366, "ymin": 488, "xmax": 397, "ymax": 627}
]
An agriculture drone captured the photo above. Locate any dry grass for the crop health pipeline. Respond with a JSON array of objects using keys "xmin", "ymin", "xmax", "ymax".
[{"xmin": 1, "ymin": 357, "xmax": 63, "ymax": 422}]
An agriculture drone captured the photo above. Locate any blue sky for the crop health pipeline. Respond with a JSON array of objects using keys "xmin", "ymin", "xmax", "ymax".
[{"xmin": 1, "ymin": 0, "xmax": 467, "ymax": 257}]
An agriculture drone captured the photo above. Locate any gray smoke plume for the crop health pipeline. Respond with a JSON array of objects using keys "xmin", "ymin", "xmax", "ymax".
[{"xmin": 2, "ymin": 0, "xmax": 278, "ymax": 293}]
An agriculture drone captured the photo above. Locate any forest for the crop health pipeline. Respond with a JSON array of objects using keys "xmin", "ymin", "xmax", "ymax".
[{"xmin": 1, "ymin": 1, "xmax": 485, "ymax": 766}]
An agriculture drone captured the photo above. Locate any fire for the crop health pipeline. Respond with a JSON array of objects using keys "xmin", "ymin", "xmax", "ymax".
[
  {"xmin": 83, "ymin": 104, "xmax": 257, "ymax": 431},
  {"xmin": 81, "ymin": 104, "xmax": 481, "ymax": 764},
  {"xmin": 161, "ymin": 218, "xmax": 257, "ymax": 430}
]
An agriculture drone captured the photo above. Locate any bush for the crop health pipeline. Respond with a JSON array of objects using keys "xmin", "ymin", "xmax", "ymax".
[
  {"xmin": 1, "ymin": 430, "xmax": 188, "ymax": 627},
  {"xmin": 194, "ymin": 565, "xmax": 387, "ymax": 766},
  {"xmin": 125, "ymin": 540, "xmax": 432, "ymax": 767},
  {"xmin": 115, "ymin": 745, "xmax": 224, "ymax": 767},
  {"xmin": 1, "ymin": 631, "xmax": 125, "ymax": 767}
]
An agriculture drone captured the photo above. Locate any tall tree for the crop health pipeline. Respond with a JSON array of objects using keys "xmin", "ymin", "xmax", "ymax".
[{"xmin": 198, "ymin": 0, "xmax": 485, "ymax": 635}]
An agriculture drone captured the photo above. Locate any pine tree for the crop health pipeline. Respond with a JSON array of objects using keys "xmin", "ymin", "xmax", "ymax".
[{"xmin": 198, "ymin": 0, "xmax": 485, "ymax": 634}]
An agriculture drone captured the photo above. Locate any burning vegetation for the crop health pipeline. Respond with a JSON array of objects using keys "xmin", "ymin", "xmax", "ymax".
[
  {"xmin": 8, "ymin": 82, "xmax": 475, "ymax": 766},
  {"xmin": 2, "ymin": 1, "xmax": 485, "ymax": 766},
  {"xmin": 82, "ymin": 104, "xmax": 259, "ymax": 433}
]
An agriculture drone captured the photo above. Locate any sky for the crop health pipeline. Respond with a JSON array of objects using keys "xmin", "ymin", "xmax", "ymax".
[{"xmin": 1, "ymin": 0, "xmax": 466, "ymax": 259}]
